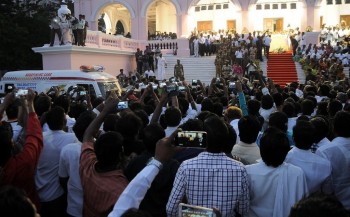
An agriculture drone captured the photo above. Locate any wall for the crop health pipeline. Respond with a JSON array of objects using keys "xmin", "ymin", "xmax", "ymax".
[
  {"xmin": 319, "ymin": 2, "xmax": 350, "ymax": 26},
  {"xmin": 187, "ymin": 2, "xmax": 242, "ymax": 33},
  {"xmin": 248, "ymin": 2, "xmax": 303, "ymax": 31}
]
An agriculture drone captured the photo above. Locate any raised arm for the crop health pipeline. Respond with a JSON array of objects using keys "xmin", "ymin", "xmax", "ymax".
[
  {"xmin": 83, "ymin": 91, "xmax": 119, "ymax": 143},
  {"xmin": 108, "ymin": 130, "xmax": 181, "ymax": 217}
]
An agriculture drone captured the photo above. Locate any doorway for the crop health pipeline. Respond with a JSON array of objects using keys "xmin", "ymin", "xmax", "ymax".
[
  {"xmin": 197, "ymin": 21, "xmax": 213, "ymax": 32},
  {"xmin": 227, "ymin": 20, "xmax": 236, "ymax": 31},
  {"xmin": 264, "ymin": 18, "xmax": 283, "ymax": 32},
  {"xmin": 340, "ymin": 15, "xmax": 350, "ymax": 27}
]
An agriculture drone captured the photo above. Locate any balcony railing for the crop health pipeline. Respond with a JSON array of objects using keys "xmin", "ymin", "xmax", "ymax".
[{"xmin": 85, "ymin": 30, "xmax": 190, "ymax": 56}]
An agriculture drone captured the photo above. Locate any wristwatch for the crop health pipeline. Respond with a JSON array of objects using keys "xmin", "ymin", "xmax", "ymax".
[{"xmin": 147, "ymin": 157, "xmax": 163, "ymax": 170}]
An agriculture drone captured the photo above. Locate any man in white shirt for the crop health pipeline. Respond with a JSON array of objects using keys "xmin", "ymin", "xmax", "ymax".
[
  {"xmin": 59, "ymin": 111, "xmax": 96, "ymax": 217},
  {"xmin": 144, "ymin": 66, "xmax": 155, "ymax": 79},
  {"xmin": 316, "ymin": 111, "xmax": 350, "ymax": 210},
  {"xmin": 285, "ymin": 120, "xmax": 331, "ymax": 194},
  {"xmin": 224, "ymin": 106, "xmax": 243, "ymax": 143},
  {"xmin": 310, "ymin": 117, "xmax": 331, "ymax": 153},
  {"xmin": 246, "ymin": 127, "xmax": 308, "ymax": 217},
  {"xmin": 35, "ymin": 106, "xmax": 79, "ymax": 217},
  {"xmin": 43, "ymin": 95, "xmax": 76, "ymax": 133},
  {"xmin": 235, "ymin": 47, "xmax": 244, "ymax": 67},
  {"xmin": 231, "ymin": 115, "xmax": 261, "ymax": 164},
  {"xmin": 263, "ymin": 34, "xmax": 271, "ymax": 59}
]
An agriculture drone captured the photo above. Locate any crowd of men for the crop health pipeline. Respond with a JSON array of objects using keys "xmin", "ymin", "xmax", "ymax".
[
  {"xmin": 2, "ymin": 24, "xmax": 350, "ymax": 217},
  {"xmin": 1, "ymin": 56, "xmax": 350, "ymax": 217},
  {"xmin": 148, "ymin": 32, "xmax": 178, "ymax": 41}
]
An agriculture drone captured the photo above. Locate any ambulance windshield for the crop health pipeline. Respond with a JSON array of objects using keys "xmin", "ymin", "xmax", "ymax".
[{"xmin": 98, "ymin": 81, "xmax": 120, "ymax": 97}]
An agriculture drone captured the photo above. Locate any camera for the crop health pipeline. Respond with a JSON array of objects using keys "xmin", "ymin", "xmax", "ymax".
[
  {"xmin": 159, "ymin": 82, "xmax": 166, "ymax": 88},
  {"xmin": 80, "ymin": 91, "xmax": 87, "ymax": 95},
  {"xmin": 117, "ymin": 101, "xmax": 128, "ymax": 110},
  {"xmin": 176, "ymin": 131, "xmax": 207, "ymax": 147},
  {"xmin": 192, "ymin": 79, "xmax": 198, "ymax": 86},
  {"xmin": 178, "ymin": 86, "xmax": 186, "ymax": 92},
  {"xmin": 15, "ymin": 89, "xmax": 28, "ymax": 97},
  {"xmin": 229, "ymin": 82, "xmax": 236, "ymax": 89},
  {"xmin": 166, "ymin": 83, "xmax": 177, "ymax": 93}
]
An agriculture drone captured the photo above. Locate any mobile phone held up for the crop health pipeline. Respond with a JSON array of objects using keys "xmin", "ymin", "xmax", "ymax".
[
  {"xmin": 117, "ymin": 101, "xmax": 128, "ymax": 110},
  {"xmin": 192, "ymin": 79, "xmax": 198, "ymax": 86},
  {"xmin": 179, "ymin": 203, "xmax": 216, "ymax": 217},
  {"xmin": 175, "ymin": 131, "xmax": 207, "ymax": 148},
  {"xmin": 15, "ymin": 89, "xmax": 28, "ymax": 97}
]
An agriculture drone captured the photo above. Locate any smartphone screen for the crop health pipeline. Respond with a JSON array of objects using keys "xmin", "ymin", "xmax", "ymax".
[
  {"xmin": 192, "ymin": 79, "xmax": 198, "ymax": 86},
  {"xmin": 179, "ymin": 203, "xmax": 216, "ymax": 217},
  {"xmin": 176, "ymin": 131, "xmax": 207, "ymax": 147},
  {"xmin": 117, "ymin": 101, "xmax": 128, "ymax": 110},
  {"xmin": 15, "ymin": 89, "xmax": 28, "ymax": 97}
]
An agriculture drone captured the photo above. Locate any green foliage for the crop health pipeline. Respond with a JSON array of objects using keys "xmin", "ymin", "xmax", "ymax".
[{"xmin": 0, "ymin": 0, "xmax": 58, "ymax": 71}]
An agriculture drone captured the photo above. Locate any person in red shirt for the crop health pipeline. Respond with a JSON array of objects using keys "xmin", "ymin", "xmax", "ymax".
[
  {"xmin": 0, "ymin": 90, "xmax": 43, "ymax": 210},
  {"xmin": 80, "ymin": 91, "xmax": 128, "ymax": 217}
]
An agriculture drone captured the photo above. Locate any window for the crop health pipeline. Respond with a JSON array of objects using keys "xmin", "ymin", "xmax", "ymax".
[
  {"xmin": 335, "ymin": 0, "xmax": 342, "ymax": 4},
  {"xmin": 195, "ymin": 6, "xmax": 200, "ymax": 12},
  {"xmin": 272, "ymin": 4, "xmax": 278, "ymax": 9},
  {"xmin": 223, "ymin": 4, "xmax": 229, "ymax": 9},
  {"xmin": 208, "ymin": 5, "xmax": 214, "ymax": 10},
  {"xmin": 216, "ymin": 4, "xmax": 222, "ymax": 9},
  {"xmin": 264, "ymin": 4, "xmax": 270, "ymax": 9},
  {"xmin": 201, "ymin": 5, "xmax": 207, "ymax": 10},
  {"xmin": 327, "ymin": 0, "xmax": 333, "ymax": 4},
  {"xmin": 256, "ymin": 4, "xmax": 262, "ymax": 10},
  {"xmin": 281, "ymin": 3, "xmax": 287, "ymax": 9},
  {"xmin": 291, "ymin": 3, "xmax": 296, "ymax": 9}
]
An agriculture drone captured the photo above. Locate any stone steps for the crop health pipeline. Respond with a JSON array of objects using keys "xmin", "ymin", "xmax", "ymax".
[{"xmin": 155, "ymin": 55, "xmax": 269, "ymax": 85}]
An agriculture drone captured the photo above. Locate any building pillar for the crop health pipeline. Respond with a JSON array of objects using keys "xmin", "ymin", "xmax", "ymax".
[
  {"xmin": 313, "ymin": 6, "xmax": 321, "ymax": 30},
  {"xmin": 241, "ymin": 10, "xmax": 249, "ymax": 33},
  {"xmin": 177, "ymin": 13, "xmax": 189, "ymax": 38}
]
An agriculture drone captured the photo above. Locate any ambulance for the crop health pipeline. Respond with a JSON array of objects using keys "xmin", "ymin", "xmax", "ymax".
[{"xmin": 0, "ymin": 70, "xmax": 122, "ymax": 98}]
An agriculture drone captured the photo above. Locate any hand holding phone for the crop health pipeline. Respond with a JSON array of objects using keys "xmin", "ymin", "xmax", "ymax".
[
  {"xmin": 15, "ymin": 89, "xmax": 28, "ymax": 97},
  {"xmin": 117, "ymin": 101, "xmax": 128, "ymax": 110},
  {"xmin": 176, "ymin": 131, "xmax": 207, "ymax": 147}
]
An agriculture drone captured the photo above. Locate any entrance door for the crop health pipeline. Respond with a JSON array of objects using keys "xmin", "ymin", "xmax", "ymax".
[
  {"xmin": 197, "ymin": 21, "xmax": 213, "ymax": 32},
  {"xmin": 340, "ymin": 15, "xmax": 350, "ymax": 27},
  {"xmin": 276, "ymin": 18, "xmax": 283, "ymax": 32},
  {"xmin": 264, "ymin": 18, "xmax": 283, "ymax": 32},
  {"xmin": 227, "ymin": 20, "xmax": 236, "ymax": 31}
]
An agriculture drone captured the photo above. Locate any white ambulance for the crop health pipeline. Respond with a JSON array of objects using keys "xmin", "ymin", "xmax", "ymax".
[{"xmin": 0, "ymin": 70, "xmax": 121, "ymax": 98}]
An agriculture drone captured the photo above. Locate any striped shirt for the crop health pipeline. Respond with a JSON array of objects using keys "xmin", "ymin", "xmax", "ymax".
[
  {"xmin": 166, "ymin": 152, "xmax": 250, "ymax": 217},
  {"xmin": 80, "ymin": 142, "xmax": 128, "ymax": 217}
]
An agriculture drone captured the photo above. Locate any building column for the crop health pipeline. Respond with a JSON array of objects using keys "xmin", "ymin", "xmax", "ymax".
[
  {"xmin": 177, "ymin": 13, "xmax": 189, "ymax": 38},
  {"xmin": 241, "ymin": 10, "xmax": 249, "ymax": 33},
  {"xmin": 131, "ymin": 17, "xmax": 148, "ymax": 40}
]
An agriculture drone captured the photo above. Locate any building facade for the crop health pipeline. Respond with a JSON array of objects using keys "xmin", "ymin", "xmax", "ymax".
[{"xmin": 73, "ymin": 0, "xmax": 350, "ymax": 40}]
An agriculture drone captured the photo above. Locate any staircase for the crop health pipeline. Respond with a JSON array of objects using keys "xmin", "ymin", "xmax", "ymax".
[
  {"xmin": 267, "ymin": 52, "xmax": 298, "ymax": 87},
  {"xmin": 159, "ymin": 55, "xmax": 216, "ymax": 85},
  {"xmin": 156, "ymin": 55, "xmax": 268, "ymax": 86}
]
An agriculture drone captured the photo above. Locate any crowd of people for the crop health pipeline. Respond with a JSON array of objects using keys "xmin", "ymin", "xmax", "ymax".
[
  {"xmin": 148, "ymin": 32, "xmax": 178, "ymax": 41},
  {"xmin": 1, "ymin": 54, "xmax": 350, "ymax": 216}
]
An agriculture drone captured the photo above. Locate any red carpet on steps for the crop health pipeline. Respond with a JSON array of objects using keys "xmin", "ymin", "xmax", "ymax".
[{"xmin": 267, "ymin": 52, "xmax": 298, "ymax": 87}]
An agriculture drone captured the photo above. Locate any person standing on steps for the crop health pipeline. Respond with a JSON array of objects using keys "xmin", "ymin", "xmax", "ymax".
[
  {"xmin": 157, "ymin": 54, "xmax": 167, "ymax": 81},
  {"xmin": 264, "ymin": 34, "xmax": 272, "ymax": 59},
  {"xmin": 174, "ymin": 59, "xmax": 184, "ymax": 81}
]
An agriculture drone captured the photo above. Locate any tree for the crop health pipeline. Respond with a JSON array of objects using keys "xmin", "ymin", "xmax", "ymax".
[{"xmin": 0, "ymin": 0, "xmax": 59, "ymax": 72}]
